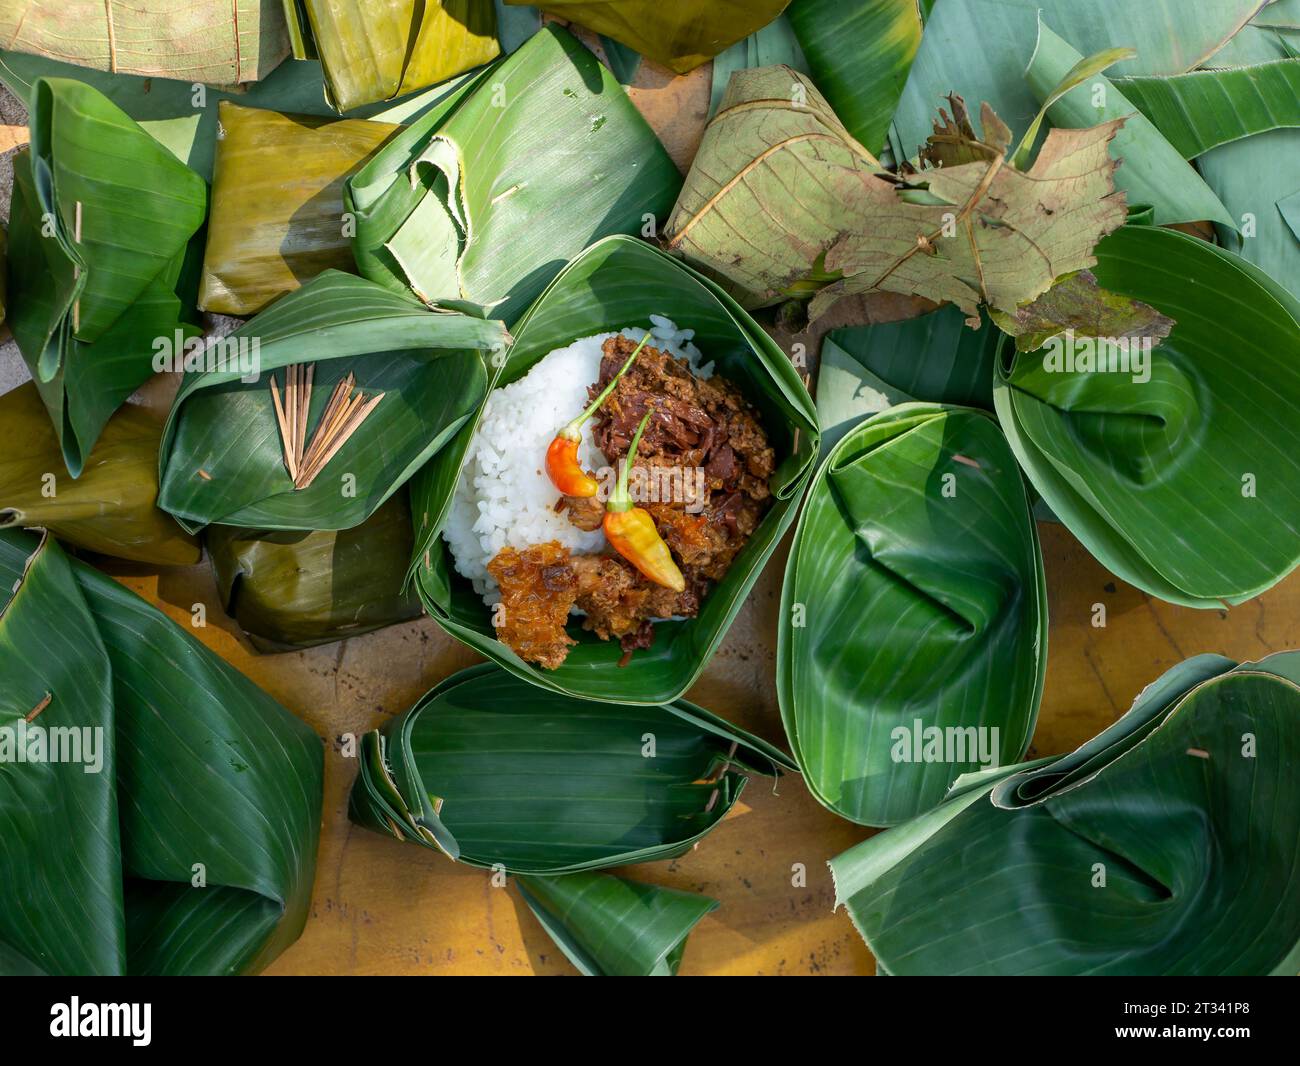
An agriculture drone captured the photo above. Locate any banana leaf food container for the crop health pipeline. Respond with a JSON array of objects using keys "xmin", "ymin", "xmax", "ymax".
[
  {"xmin": 408, "ymin": 235, "xmax": 820, "ymax": 705},
  {"xmin": 344, "ymin": 25, "xmax": 683, "ymax": 324},
  {"xmin": 0, "ymin": 530, "xmax": 323, "ymax": 976},
  {"xmin": 156, "ymin": 270, "xmax": 510, "ymax": 534},
  {"xmin": 348, "ymin": 662, "xmax": 796, "ymax": 974}
]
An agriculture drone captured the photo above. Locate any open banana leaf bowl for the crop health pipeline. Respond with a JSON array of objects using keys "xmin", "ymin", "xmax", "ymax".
[{"xmin": 408, "ymin": 235, "xmax": 820, "ymax": 705}]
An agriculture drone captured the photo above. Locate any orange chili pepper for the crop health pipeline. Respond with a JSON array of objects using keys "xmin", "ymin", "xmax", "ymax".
[
  {"xmin": 545, "ymin": 330, "xmax": 652, "ymax": 497},
  {"xmin": 604, "ymin": 407, "xmax": 686, "ymax": 592}
]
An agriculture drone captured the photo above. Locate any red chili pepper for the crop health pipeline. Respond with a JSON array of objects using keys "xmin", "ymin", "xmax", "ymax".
[
  {"xmin": 604, "ymin": 407, "xmax": 686, "ymax": 592},
  {"xmin": 545, "ymin": 330, "xmax": 652, "ymax": 497}
]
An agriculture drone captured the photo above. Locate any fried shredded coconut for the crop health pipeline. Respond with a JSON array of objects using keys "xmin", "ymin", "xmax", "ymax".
[{"xmin": 489, "ymin": 336, "xmax": 776, "ymax": 669}]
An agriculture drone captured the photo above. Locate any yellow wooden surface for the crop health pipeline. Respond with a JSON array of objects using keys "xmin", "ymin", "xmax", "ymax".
[{"xmin": 12, "ymin": 31, "xmax": 1300, "ymax": 977}]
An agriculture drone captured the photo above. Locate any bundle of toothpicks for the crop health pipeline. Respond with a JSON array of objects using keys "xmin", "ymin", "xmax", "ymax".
[{"xmin": 269, "ymin": 364, "xmax": 384, "ymax": 490}]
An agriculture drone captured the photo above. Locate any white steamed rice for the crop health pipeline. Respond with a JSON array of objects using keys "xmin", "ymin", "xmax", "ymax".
[{"xmin": 443, "ymin": 317, "xmax": 713, "ymax": 604}]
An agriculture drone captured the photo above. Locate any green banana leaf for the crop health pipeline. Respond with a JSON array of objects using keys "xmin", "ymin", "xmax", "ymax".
[
  {"xmin": 0, "ymin": 0, "xmax": 290, "ymax": 85},
  {"xmin": 831, "ymin": 651, "xmax": 1300, "ymax": 975},
  {"xmin": 199, "ymin": 102, "xmax": 400, "ymax": 316},
  {"xmin": 516, "ymin": 871, "xmax": 717, "ymax": 976},
  {"xmin": 785, "ymin": 0, "xmax": 922, "ymax": 156},
  {"xmin": 993, "ymin": 224, "xmax": 1300, "ymax": 607},
  {"xmin": 1198, "ymin": 127, "xmax": 1300, "ymax": 301},
  {"xmin": 157, "ymin": 270, "xmax": 510, "ymax": 534},
  {"xmin": 409, "ymin": 235, "xmax": 819, "ymax": 705},
  {"xmin": 1025, "ymin": 22, "xmax": 1234, "ymax": 229},
  {"xmin": 1205, "ymin": 0, "xmax": 1300, "ymax": 65},
  {"xmin": 0, "ymin": 49, "xmax": 479, "ymax": 181},
  {"xmin": 348, "ymin": 662, "xmax": 794, "ymax": 870},
  {"xmin": 345, "ymin": 25, "xmax": 682, "ymax": 324},
  {"xmin": 283, "ymin": 0, "xmax": 501, "ymax": 112},
  {"xmin": 1116, "ymin": 59, "xmax": 1300, "ymax": 158},
  {"xmin": 206, "ymin": 491, "xmax": 423, "ymax": 652},
  {"xmin": 709, "ymin": 15, "xmax": 809, "ymax": 118},
  {"xmin": 0, "ymin": 383, "xmax": 200, "ymax": 566},
  {"xmin": 6, "ymin": 78, "xmax": 208, "ymax": 477},
  {"xmin": 0, "ymin": 530, "xmax": 323, "ymax": 975},
  {"xmin": 512, "ymin": 0, "xmax": 791, "ymax": 73},
  {"xmin": 817, "ymin": 307, "xmax": 999, "ymax": 451},
  {"xmin": 893, "ymin": 0, "xmax": 1264, "ymax": 155},
  {"xmin": 778, "ymin": 403, "xmax": 1046, "ymax": 827},
  {"xmin": 0, "ymin": 224, "xmax": 6, "ymax": 325},
  {"xmin": 495, "ymin": 0, "xmax": 543, "ymax": 51}
]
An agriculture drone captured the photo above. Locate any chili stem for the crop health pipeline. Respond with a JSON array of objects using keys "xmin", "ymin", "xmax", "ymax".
[{"xmin": 562, "ymin": 330, "xmax": 653, "ymax": 438}]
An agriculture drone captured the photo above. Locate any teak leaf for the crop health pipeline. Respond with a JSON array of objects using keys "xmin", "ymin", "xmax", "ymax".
[
  {"xmin": 990, "ymin": 270, "xmax": 1176, "ymax": 352},
  {"xmin": 665, "ymin": 68, "xmax": 1128, "ymax": 327}
]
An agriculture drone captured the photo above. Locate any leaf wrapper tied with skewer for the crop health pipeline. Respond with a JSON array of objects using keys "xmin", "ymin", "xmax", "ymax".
[
  {"xmin": 408, "ymin": 236, "xmax": 820, "ymax": 706},
  {"xmin": 6, "ymin": 78, "xmax": 207, "ymax": 476},
  {"xmin": 157, "ymin": 270, "xmax": 510, "ymax": 534},
  {"xmin": 0, "ymin": 530, "xmax": 323, "ymax": 975},
  {"xmin": 779, "ymin": 403, "xmax": 1047, "ymax": 827},
  {"xmin": 199, "ymin": 102, "xmax": 399, "ymax": 316},
  {"xmin": 206, "ymin": 492, "xmax": 423, "ymax": 652},
  {"xmin": 0, "ymin": 383, "xmax": 199, "ymax": 566},
  {"xmin": 344, "ymin": 25, "xmax": 682, "ymax": 324},
  {"xmin": 831, "ymin": 652, "xmax": 1300, "ymax": 975}
]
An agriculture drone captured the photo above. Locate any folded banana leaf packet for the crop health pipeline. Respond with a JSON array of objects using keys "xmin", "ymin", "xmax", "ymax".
[
  {"xmin": 206, "ymin": 491, "xmax": 423, "ymax": 652},
  {"xmin": 0, "ymin": 530, "xmax": 323, "ymax": 976},
  {"xmin": 779, "ymin": 402, "xmax": 1047, "ymax": 827},
  {"xmin": 409, "ymin": 236, "xmax": 819, "ymax": 706},
  {"xmin": 283, "ymin": 0, "xmax": 501, "ymax": 112},
  {"xmin": 344, "ymin": 25, "xmax": 683, "ymax": 324},
  {"xmin": 0, "ymin": 382, "xmax": 200, "ymax": 566},
  {"xmin": 514, "ymin": 1, "xmax": 792, "ymax": 73},
  {"xmin": 6, "ymin": 78, "xmax": 208, "ymax": 478},
  {"xmin": 0, "ymin": 0, "xmax": 291, "ymax": 85},
  {"xmin": 198, "ymin": 101, "xmax": 400, "ymax": 316},
  {"xmin": 831, "ymin": 652, "xmax": 1300, "ymax": 976},
  {"xmin": 348, "ymin": 662, "xmax": 795, "ymax": 871},
  {"xmin": 157, "ymin": 270, "xmax": 510, "ymax": 533}
]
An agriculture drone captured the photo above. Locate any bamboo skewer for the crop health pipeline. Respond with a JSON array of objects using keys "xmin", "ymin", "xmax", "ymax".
[{"xmin": 269, "ymin": 364, "xmax": 383, "ymax": 491}]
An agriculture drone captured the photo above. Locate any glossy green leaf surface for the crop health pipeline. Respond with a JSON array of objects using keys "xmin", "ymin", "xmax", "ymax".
[
  {"xmin": 346, "ymin": 26, "xmax": 681, "ymax": 324},
  {"xmin": 778, "ymin": 403, "xmax": 1046, "ymax": 826},
  {"xmin": 409, "ymin": 235, "xmax": 819, "ymax": 705},
  {"xmin": 0, "ymin": 530, "xmax": 323, "ymax": 975},
  {"xmin": 516, "ymin": 871, "xmax": 717, "ymax": 976},
  {"xmin": 1116, "ymin": 59, "xmax": 1300, "ymax": 158},
  {"xmin": 6, "ymin": 78, "xmax": 207, "ymax": 476},
  {"xmin": 831, "ymin": 652, "xmax": 1300, "ymax": 975},
  {"xmin": 894, "ymin": 0, "xmax": 1264, "ymax": 155},
  {"xmin": 157, "ymin": 270, "xmax": 509, "ymax": 533},
  {"xmin": 347, "ymin": 663, "xmax": 794, "ymax": 872},
  {"xmin": 1025, "ymin": 22, "xmax": 1233, "ymax": 229},
  {"xmin": 994, "ymin": 225, "xmax": 1300, "ymax": 606}
]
